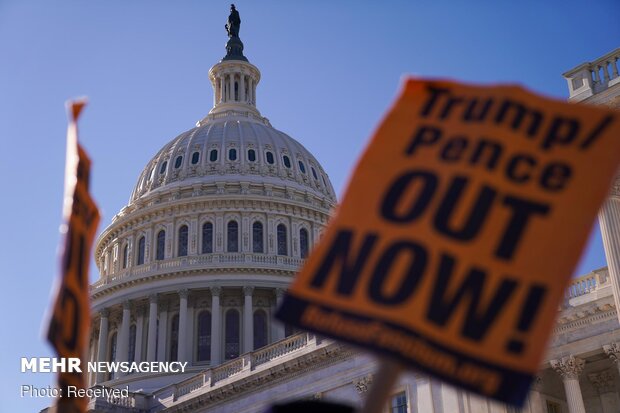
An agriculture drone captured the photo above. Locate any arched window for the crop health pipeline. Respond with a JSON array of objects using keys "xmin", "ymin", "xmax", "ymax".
[
  {"xmin": 252, "ymin": 222, "xmax": 263, "ymax": 253},
  {"xmin": 298, "ymin": 160, "xmax": 306, "ymax": 174},
  {"xmin": 253, "ymin": 310, "xmax": 268, "ymax": 350},
  {"xmin": 300, "ymin": 228, "xmax": 309, "ymax": 259},
  {"xmin": 178, "ymin": 225, "xmax": 188, "ymax": 257},
  {"xmin": 191, "ymin": 151, "xmax": 200, "ymax": 165},
  {"xmin": 174, "ymin": 155, "xmax": 183, "ymax": 169},
  {"xmin": 196, "ymin": 311, "xmax": 211, "ymax": 362},
  {"xmin": 159, "ymin": 161, "xmax": 168, "ymax": 174},
  {"xmin": 169, "ymin": 314, "xmax": 179, "ymax": 362},
  {"xmin": 247, "ymin": 149, "xmax": 256, "ymax": 162},
  {"xmin": 137, "ymin": 236, "xmax": 145, "ymax": 265},
  {"xmin": 128, "ymin": 325, "xmax": 137, "ymax": 363},
  {"xmin": 156, "ymin": 230, "xmax": 165, "ymax": 260},
  {"xmin": 209, "ymin": 149, "xmax": 218, "ymax": 162},
  {"xmin": 277, "ymin": 224, "xmax": 288, "ymax": 256},
  {"xmin": 227, "ymin": 221, "xmax": 239, "ymax": 252},
  {"xmin": 265, "ymin": 151, "xmax": 275, "ymax": 165},
  {"xmin": 224, "ymin": 309, "xmax": 240, "ymax": 360},
  {"xmin": 228, "ymin": 148, "xmax": 237, "ymax": 161},
  {"xmin": 282, "ymin": 155, "xmax": 291, "ymax": 168},
  {"xmin": 122, "ymin": 244, "xmax": 129, "ymax": 269},
  {"xmin": 311, "ymin": 167, "xmax": 318, "ymax": 180},
  {"xmin": 202, "ymin": 222, "xmax": 213, "ymax": 254}
]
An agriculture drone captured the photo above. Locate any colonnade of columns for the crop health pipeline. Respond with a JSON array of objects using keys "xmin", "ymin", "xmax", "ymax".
[
  {"xmin": 93, "ymin": 286, "xmax": 285, "ymax": 384},
  {"xmin": 214, "ymin": 72, "xmax": 256, "ymax": 106},
  {"xmin": 549, "ymin": 343, "xmax": 620, "ymax": 413}
]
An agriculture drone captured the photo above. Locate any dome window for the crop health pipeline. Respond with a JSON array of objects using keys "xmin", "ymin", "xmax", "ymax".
[
  {"xmin": 277, "ymin": 224, "xmax": 288, "ymax": 256},
  {"xmin": 202, "ymin": 222, "xmax": 213, "ymax": 254},
  {"xmin": 247, "ymin": 149, "xmax": 256, "ymax": 162},
  {"xmin": 311, "ymin": 167, "xmax": 318, "ymax": 180},
  {"xmin": 300, "ymin": 228, "xmax": 309, "ymax": 258},
  {"xmin": 156, "ymin": 230, "xmax": 166, "ymax": 260},
  {"xmin": 122, "ymin": 244, "xmax": 129, "ymax": 269},
  {"xmin": 228, "ymin": 148, "xmax": 237, "ymax": 161},
  {"xmin": 178, "ymin": 225, "xmax": 188, "ymax": 257},
  {"xmin": 252, "ymin": 221, "xmax": 264, "ymax": 253},
  {"xmin": 225, "ymin": 309, "xmax": 240, "ymax": 360},
  {"xmin": 209, "ymin": 149, "xmax": 218, "ymax": 162},
  {"xmin": 298, "ymin": 161, "xmax": 306, "ymax": 174},
  {"xmin": 159, "ymin": 161, "xmax": 168, "ymax": 174},
  {"xmin": 227, "ymin": 221, "xmax": 239, "ymax": 252},
  {"xmin": 196, "ymin": 311, "xmax": 211, "ymax": 362},
  {"xmin": 174, "ymin": 155, "xmax": 183, "ymax": 169},
  {"xmin": 265, "ymin": 151, "xmax": 275, "ymax": 165},
  {"xmin": 136, "ymin": 236, "xmax": 145, "ymax": 265},
  {"xmin": 283, "ymin": 155, "xmax": 291, "ymax": 169},
  {"xmin": 191, "ymin": 151, "xmax": 200, "ymax": 165}
]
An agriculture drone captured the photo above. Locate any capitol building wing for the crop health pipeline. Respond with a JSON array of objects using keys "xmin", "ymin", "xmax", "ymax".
[{"xmin": 54, "ymin": 12, "xmax": 620, "ymax": 413}]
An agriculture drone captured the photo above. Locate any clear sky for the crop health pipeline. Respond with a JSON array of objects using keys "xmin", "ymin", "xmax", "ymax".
[{"xmin": 1, "ymin": 1, "xmax": 618, "ymax": 411}]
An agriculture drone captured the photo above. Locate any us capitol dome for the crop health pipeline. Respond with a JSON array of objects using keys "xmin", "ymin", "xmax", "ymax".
[{"xmin": 87, "ymin": 7, "xmax": 336, "ymax": 393}]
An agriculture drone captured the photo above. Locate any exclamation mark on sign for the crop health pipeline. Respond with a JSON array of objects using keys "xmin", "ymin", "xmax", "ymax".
[{"xmin": 506, "ymin": 285, "xmax": 547, "ymax": 355}]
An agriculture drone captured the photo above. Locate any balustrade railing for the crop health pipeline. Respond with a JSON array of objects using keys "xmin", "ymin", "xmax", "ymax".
[
  {"xmin": 566, "ymin": 268, "xmax": 610, "ymax": 299},
  {"xmin": 91, "ymin": 253, "xmax": 304, "ymax": 290},
  {"xmin": 211, "ymin": 357, "xmax": 244, "ymax": 384},
  {"xmin": 174, "ymin": 373, "xmax": 206, "ymax": 399},
  {"xmin": 252, "ymin": 333, "xmax": 308, "ymax": 367},
  {"xmin": 168, "ymin": 332, "xmax": 320, "ymax": 402}
]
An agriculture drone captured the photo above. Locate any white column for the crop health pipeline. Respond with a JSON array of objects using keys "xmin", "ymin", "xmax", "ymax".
[
  {"xmin": 440, "ymin": 383, "xmax": 459, "ymax": 412},
  {"xmin": 95, "ymin": 309, "xmax": 109, "ymax": 383},
  {"xmin": 415, "ymin": 378, "xmax": 435, "ymax": 413},
  {"xmin": 525, "ymin": 376, "xmax": 545, "ymax": 413},
  {"xmin": 272, "ymin": 288, "xmax": 285, "ymax": 342},
  {"xmin": 589, "ymin": 370, "xmax": 619, "ymax": 413},
  {"xmin": 243, "ymin": 286, "xmax": 254, "ymax": 353},
  {"xmin": 117, "ymin": 301, "xmax": 131, "ymax": 375},
  {"xmin": 214, "ymin": 77, "xmax": 218, "ymax": 106},
  {"xmin": 210, "ymin": 286, "xmax": 222, "ymax": 365},
  {"xmin": 157, "ymin": 302, "xmax": 168, "ymax": 361},
  {"xmin": 146, "ymin": 294, "xmax": 158, "ymax": 362},
  {"xmin": 598, "ymin": 194, "xmax": 620, "ymax": 323},
  {"xmin": 551, "ymin": 356, "xmax": 586, "ymax": 413},
  {"xmin": 248, "ymin": 78, "xmax": 254, "ymax": 104},
  {"xmin": 134, "ymin": 306, "xmax": 145, "ymax": 362},
  {"xmin": 177, "ymin": 289, "xmax": 188, "ymax": 362}
]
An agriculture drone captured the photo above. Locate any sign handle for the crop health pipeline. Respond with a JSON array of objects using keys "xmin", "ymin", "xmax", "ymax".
[{"xmin": 361, "ymin": 359, "xmax": 404, "ymax": 413}]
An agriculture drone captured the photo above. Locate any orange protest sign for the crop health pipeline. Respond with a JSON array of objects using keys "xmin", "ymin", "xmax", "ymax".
[
  {"xmin": 46, "ymin": 100, "xmax": 99, "ymax": 413},
  {"xmin": 276, "ymin": 79, "xmax": 620, "ymax": 406}
]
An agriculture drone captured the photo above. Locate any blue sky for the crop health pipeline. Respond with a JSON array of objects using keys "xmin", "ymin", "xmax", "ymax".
[{"xmin": 1, "ymin": 1, "xmax": 619, "ymax": 411}]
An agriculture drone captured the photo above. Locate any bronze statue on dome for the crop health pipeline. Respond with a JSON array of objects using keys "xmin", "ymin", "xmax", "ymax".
[{"xmin": 225, "ymin": 4, "xmax": 241, "ymax": 38}]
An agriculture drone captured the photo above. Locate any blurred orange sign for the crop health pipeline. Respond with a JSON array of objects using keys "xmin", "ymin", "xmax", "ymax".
[
  {"xmin": 277, "ymin": 79, "xmax": 620, "ymax": 406},
  {"xmin": 47, "ymin": 100, "xmax": 99, "ymax": 413}
]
